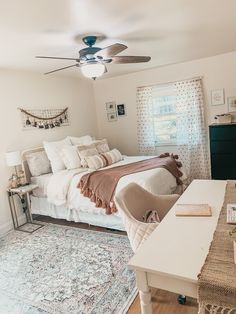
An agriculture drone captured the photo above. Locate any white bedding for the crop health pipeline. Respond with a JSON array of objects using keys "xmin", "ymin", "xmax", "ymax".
[
  {"xmin": 31, "ymin": 173, "xmax": 52, "ymax": 197},
  {"xmin": 30, "ymin": 155, "xmax": 184, "ymax": 229},
  {"xmin": 39, "ymin": 156, "xmax": 179, "ymax": 216}
]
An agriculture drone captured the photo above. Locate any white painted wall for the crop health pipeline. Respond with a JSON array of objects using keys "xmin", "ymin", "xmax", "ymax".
[
  {"xmin": 0, "ymin": 69, "xmax": 97, "ymax": 234},
  {"xmin": 93, "ymin": 51, "xmax": 236, "ymax": 155}
]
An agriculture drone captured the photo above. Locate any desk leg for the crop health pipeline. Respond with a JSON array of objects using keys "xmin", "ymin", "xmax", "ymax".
[{"xmin": 135, "ymin": 270, "xmax": 152, "ymax": 314}]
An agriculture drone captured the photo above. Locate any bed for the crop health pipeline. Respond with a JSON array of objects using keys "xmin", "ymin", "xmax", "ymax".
[{"xmin": 22, "ymin": 147, "xmax": 184, "ymax": 231}]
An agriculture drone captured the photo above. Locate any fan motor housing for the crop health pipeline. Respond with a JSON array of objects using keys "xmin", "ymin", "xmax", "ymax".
[{"xmin": 79, "ymin": 47, "xmax": 101, "ymax": 60}]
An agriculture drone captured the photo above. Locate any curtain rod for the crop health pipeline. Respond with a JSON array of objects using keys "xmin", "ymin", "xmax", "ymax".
[{"xmin": 138, "ymin": 76, "xmax": 203, "ymax": 89}]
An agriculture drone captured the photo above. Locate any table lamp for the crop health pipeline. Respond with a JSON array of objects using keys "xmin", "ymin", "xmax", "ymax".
[{"xmin": 5, "ymin": 151, "xmax": 22, "ymax": 186}]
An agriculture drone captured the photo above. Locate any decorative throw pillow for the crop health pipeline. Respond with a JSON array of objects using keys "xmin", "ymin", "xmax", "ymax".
[
  {"xmin": 77, "ymin": 143, "xmax": 99, "ymax": 167},
  {"xmin": 94, "ymin": 139, "xmax": 110, "ymax": 153},
  {"xmin": 67, "ymin": 135, "xmax": 93, "ymax": 146},
  {"xmin": 84, "ymin": 154, "xmax": 107, "ymax": 170},
  {"xmin": 102, "ymin": 148, "xmax": 123, "ymax": 166},
  {"xmin": 60, "ymin": 146, "xmax": 81, "ymax": 170},
  {"xmin": 26, "ymin": 151, "xmax": 51, "ymax": 177},
  {"xmin": 143, "ymin": 210, "xmax": 160, "ymax": 223},
  {"xmin": 43, "ymin": 138, "xmax": 72, "ymax": 173}
]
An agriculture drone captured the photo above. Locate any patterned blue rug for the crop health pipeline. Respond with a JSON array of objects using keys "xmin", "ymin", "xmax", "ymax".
[{"xmin": 0, "ymin": 224, "xmax": 137, "ymax": 314}]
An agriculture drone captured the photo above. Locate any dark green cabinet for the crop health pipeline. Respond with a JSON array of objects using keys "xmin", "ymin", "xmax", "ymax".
[{"xmin": 209, "ymin": 124, "xmax": 236, "ymax": 179}]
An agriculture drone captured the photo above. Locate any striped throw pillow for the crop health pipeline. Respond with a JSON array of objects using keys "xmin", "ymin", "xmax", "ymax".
[
  {"xmin": 102, "ymin": 149, "xmax": 123, "ymax": 166},
  {"xmin": 85, "ymin": 154, "xmax": 107, "ymax": 170}
]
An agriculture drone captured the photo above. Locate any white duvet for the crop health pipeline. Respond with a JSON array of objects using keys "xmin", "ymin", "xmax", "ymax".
[{"xmin": 44, "ymin": 156, "xmax": 181, "ymax": 216}]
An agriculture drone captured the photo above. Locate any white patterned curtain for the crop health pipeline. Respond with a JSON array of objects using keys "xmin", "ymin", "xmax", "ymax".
[
  {"xmin": 175, "ymin": 78, "xmax": 210, "ymax": 182},
  {"xmin": 136, "ymin": 86, "xmax": 155, "ymax": 155}
]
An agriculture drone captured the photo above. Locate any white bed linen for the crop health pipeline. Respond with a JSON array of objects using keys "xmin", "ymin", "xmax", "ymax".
[
  {"xmin": 46, "ymin": 156, "xmax": 179, "ymax": 216},
  {"xmin": 31, "ymin": 173, "xmax": 52, "ymax": 197},
  {"xmin": 31, "ymin": 196, "xmax": 125, "ymax": 230}
]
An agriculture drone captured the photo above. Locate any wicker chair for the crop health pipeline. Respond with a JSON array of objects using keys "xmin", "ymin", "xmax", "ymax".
[{"xmin": 114, "ymin": 183, "xmax": 179, "ymax": 252}]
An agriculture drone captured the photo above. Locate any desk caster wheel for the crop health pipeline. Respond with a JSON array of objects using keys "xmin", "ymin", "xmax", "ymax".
[{"xmin": 178, "ymin": 295, "xmax": 186, "ymax": 305}]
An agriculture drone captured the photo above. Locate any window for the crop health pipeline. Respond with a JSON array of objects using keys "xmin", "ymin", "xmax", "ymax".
[{"xmin": 152, "ymin": 85, "xmax": 177, "ymax": 146}]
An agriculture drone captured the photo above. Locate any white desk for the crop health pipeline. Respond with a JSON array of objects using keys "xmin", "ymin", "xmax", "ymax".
[{"xmin": 128, "ymin": 180, "xmax": 227, "ymax": 314}]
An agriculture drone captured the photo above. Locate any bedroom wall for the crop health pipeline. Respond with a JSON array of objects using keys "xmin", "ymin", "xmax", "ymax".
[
  {"xmin": 93, "ymin": 50, "xmax": 236, "ymax": 155},
  {"xmin": 0, "ymin": 69, "xmax": 97, "ymax": 234}
]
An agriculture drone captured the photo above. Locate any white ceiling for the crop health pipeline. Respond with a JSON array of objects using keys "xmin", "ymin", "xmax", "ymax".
[{"xmin": 1, "ymin": 0, "xmax": 236, "ymax": 79}]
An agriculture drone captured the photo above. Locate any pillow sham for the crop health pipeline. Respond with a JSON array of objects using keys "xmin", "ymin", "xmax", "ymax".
[
  {"xmin": 26, "ymin": 151, "xmax": 51, "ymax": 177},
  {"xmin": 43, "ymin": 138, "xmax": 72, "ymax": 173},
  {"xmin": 77, "ymin": 143, "xmax": 99, "ymax": 167},
  {"xmin": 94, "ymin": 139, "xmax": 110, "ymax": 153},
  {"xmin": 60, "ymin": 146, "xmax": 81, "ymax": 170},
  {"xmin": 102, "ymin": 148, "xmax": 123, "ymax": 166},
  {"xmin": 84, "ymin": 154, "xmax": 107, "ymax": 170},
  {"xmin": 67, "ymin": 135, "xmax": 93, "ymax": 146}
]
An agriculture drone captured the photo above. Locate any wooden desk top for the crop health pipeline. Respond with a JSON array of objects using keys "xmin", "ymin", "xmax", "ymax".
[{"xmin": 129, "ymin": 180, "xmax": 227, "ymax": 283}]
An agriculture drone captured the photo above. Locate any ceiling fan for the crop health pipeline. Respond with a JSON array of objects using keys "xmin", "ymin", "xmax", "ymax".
[{"xmin": 36, "ymin": 35, "xmax": 151, "ymax": 79}]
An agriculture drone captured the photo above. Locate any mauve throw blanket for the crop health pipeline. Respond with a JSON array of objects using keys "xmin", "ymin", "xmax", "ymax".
[{"xmin": 78, "ymin": 154, "xmax": 183, "ymax": 214}]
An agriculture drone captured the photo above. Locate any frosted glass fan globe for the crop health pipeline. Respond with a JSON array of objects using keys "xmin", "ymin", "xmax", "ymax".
[{"xmin": 81, "ymin": 63, "xmax": 105, "ymax": 79}]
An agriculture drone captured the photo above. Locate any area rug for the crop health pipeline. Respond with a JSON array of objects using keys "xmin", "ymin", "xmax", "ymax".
[{"xmin": 0, "ymin": 224, "xmax": 137, "ymax": 314}]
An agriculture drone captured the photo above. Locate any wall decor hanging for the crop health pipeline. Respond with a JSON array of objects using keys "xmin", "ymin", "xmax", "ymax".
[
  {"xmin": 106, "ymin": 101, "xmax": 116, "ymax": 113},
  {"xmin": 211, "ymin": 89, "xmax": 225, "ymax": 106},
  {"xmin": 18, "ymin": 108, "xmax": 69, "ymax": 130},
  {"xmin": 117, "ymin": 104, "xmax": 126, "ymax": 116},
  {"xmin": 107, "ymin": 112, "xmax": 117, "ymax": 122},
  {"xmin": 227, "ymin": 97, "xmax": 236, "ymax": 113}
]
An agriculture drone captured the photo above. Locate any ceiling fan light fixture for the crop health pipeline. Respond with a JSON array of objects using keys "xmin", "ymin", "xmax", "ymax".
[{"xmin": 81, "ymin": 63, "xmax": 105, "ymax": 79}]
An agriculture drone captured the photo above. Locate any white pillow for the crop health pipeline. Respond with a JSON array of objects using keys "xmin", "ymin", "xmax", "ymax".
[
  {"xmin": 77, "ymin": 143, "xmax": 99, "ymax": 167},
  {"xmin": 67, "ymin": 135, "xmax": 93, "ymax": 146},
  {"xmin": 43, "ymin": 138, "xmax": 72, "ymax": 173},
  {"xmin": 26, "ymin": 151, "xmax": 51, "ymax": 177},
  {"xmin": 93, "ymin": 139, "xmax": 110, "ymax": 153},
  {"xmin": 60, "ymin": 146, "xmax": 81, "ymax": 170}
]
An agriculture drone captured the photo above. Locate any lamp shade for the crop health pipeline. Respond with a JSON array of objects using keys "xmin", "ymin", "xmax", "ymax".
[
  {"xmin": 5, "ymin": 151, "xmax": 21, "ymax": 167},
  {"xmin": 81, "ymin": 63, "xmax": 105, "ymax": 79}
]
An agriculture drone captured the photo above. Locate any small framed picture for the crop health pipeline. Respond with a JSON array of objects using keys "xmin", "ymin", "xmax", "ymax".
[
  {"xmin": 106, "ymin": 101, "xmax": 116, "ymax": 113},
  {"xmin": 117, "ymin": 104, "xmax": 126, "ymax": 116},
  {"xmin": 211, "ymin": 89, "xmax": 225, "ymax": 106},
  {"xmin": 107, "ymin": 112, "xmax": 117, "ymax": 122},
  {"xmin": 228, "ymin": 97, "xmax": 236, "ymax": 112}
]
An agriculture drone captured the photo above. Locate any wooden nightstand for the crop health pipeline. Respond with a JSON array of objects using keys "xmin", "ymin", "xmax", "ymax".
[{"xmin": 7, "ymin": 184, "xmax": 44, "ymax": 233}]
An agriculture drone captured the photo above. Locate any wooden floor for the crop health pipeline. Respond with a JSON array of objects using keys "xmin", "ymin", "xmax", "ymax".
[
  {"xmin": 36, "ymin": 215, "xmax": 198, "ymax": 314},
  {"xmin": 128, "ymin": 288, "xmax": 198, "ymax": 314}
]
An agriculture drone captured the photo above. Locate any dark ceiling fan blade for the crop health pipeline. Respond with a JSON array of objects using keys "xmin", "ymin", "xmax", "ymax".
[
  {"xmin": 44, "ymin": 64, "xmax": 78, "ymax": 75},
  {"xmin": 111, "ymin": 56, "xmax": 151, "ymax": 64},
  {"xmin": 95, "ymin": 43, "xmax": 127, "ymax": 59},
  {"xmin": 36, "ymin": 56, "xmax": 79, "ymax": 61}
]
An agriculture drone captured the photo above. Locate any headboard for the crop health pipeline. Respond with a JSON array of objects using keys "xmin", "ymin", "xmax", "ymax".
[{"xmin": 21, "ymin": 147, "xmax": 45, "ymax": 183}]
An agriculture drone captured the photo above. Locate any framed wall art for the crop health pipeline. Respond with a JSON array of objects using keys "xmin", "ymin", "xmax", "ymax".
[
  {"xmin": 227, "ymin": 97, "xmax": 236, "ymax": 113},
  {"xmin": 117, "ymin": 104, "xmax": 126, "ymax": 116},
  {"xmin": 107, "ymin": 112, "xmax": 117, "ymax": 122},
  {"xmin": 211, "ymin": 89, "xmax": 225, "ymax": 106},
  {"xmin": 106, "ymin": 101, "xmax": 116, "ymax": 113}
]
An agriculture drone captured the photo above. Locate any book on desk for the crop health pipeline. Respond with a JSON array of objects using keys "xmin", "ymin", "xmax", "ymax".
[
  {"xmin": 175, "ymin": 204, "xmax": 212, "ymax": 216},
  {"xmin": 227, "ymin": 204, "xmax": 236, "ymax": 224}
]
